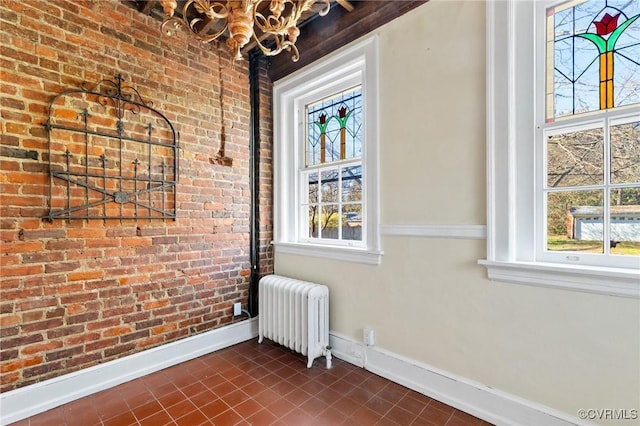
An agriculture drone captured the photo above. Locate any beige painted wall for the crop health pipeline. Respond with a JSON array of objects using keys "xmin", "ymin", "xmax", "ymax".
[
  {"xmin": 380, "ymin": 0, "xmax": 486, "ymax": 225},
  {"xmin": 275, "ymin": 0, "xmax": 640, "ymax": 422}
]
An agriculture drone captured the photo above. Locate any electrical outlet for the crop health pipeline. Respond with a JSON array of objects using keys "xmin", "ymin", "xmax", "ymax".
[
  {"xmin": 233, "ymin": 302, "xmax": 241, "ymax": 316},
  {"xmin": 363, "ymin": 326, "xmax": 375, "ymax": 346}
]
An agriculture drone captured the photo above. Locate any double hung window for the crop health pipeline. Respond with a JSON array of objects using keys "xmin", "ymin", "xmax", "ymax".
[
  {"xmin": 540, "ymin": 0, "xmax": 640, "ymax": 268},
  {"xmin": 483, "ymin": 0, "xmax": 639, "ymax": 296},
  {"xmin": 273, "ymin": 37, "xmax": 381, "ymax": 264},
  {"xmin": 303, "ymin": 87, "xmax": 363, "ymax": 244}
]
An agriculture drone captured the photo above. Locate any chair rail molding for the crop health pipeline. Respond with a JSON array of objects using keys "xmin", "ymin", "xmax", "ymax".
[{"xmin": 380, "ymin": 224, "xmax": 487, "ymax": 240}]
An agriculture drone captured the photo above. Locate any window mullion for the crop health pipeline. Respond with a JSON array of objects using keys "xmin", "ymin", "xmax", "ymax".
[
  {"xmin": 603, "ymin": 118, "xmax": 611, "ymax": 255},
  {"xmin": 318, "ymin": 171, "xmax": 323, "ymax": 240},
  {"xmin": 338, "ymin": 165, "xmax": 343, "ymax": 241}
]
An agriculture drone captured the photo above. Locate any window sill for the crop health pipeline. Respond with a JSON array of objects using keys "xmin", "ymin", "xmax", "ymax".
[
  {"xmin": 478, "ymin": 260, "xmax": 640, "ymax": 298},
  {"xmin": 273, "ymin": 242, "xmax": 383, "ymax": 265}
]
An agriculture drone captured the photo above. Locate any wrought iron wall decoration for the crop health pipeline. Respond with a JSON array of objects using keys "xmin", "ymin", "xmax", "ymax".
[{"xmin": 44, "ymin": 74, "xmax": 179, "ymax": 222}]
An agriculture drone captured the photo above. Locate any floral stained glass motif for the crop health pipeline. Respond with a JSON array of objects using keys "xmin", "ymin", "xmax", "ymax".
[
  {"xmin": 306, "ymin": 87, "xmax": 362, "ymax": 166},
  {"xmin": 546, "ymin": 0, "xmax": 640, "ymax": 121}
]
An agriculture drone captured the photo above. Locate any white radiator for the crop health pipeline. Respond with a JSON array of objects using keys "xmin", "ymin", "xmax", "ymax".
[{"xmin": 258, "ymin": 275, "xmax": 332, "ymax": 368}]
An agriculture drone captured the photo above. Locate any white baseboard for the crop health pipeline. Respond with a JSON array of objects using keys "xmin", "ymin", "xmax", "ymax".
[
  {"xmin": 1, "ymin": 321, "xmax": 588, "ymax": 426},
  {"xmin": 0, "ymin": 318, "xmax": 258, "ymax": 426},
  {"xmin": 329, "ymin": 332, "xmax": 588, "ymax": 426}
]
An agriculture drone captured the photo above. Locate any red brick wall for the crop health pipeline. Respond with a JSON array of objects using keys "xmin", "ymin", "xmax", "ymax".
[{"xmin": 0, "ymin": 0, "xmax": 270, "ymax": 391}]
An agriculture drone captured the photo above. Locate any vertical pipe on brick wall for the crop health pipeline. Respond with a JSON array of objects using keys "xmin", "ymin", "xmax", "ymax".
[{"xmin": 248, "ymin": 51, "xmax": 262, "ymax": 317}]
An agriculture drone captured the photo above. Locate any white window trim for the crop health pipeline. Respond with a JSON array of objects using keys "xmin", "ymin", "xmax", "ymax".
[
  {"xmin": 480, "ymin": 0, "xmax": 640, "ymax": 298},
  {"xmin": 273, "ymin": 36, "xmax": 382, "ymax": 265}
]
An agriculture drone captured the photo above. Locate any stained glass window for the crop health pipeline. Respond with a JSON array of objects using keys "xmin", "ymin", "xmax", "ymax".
[
  {"xmin": 546, "ymin": 0, "xmax": 640, "ymax": 121},
  {"xmin": 543, "ymin": 0, "xmax": 640, "ymax": 259},
  {"xmin": 306, "ymin": 87, "xmax": 362, "ymax": 166},
  {"xmin": 302, "ymin": 86, "xmax": 363, "ymax": 243}
]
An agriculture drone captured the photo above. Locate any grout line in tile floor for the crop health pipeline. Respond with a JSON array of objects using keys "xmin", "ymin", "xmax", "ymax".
[{"xmin": 10, "ymin": 339, "xmax": 493, "ymax": 426}]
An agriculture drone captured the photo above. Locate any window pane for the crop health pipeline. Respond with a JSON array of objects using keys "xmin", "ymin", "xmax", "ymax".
[
  {"xmin": 552, "ymin": 39, "xmax": 600, "ymax": 118},
  {"xmin": 611, "ymin": 121, "xmax": 640, "ymax": 184},
  {"xmin": 343, "ymin": 204, "xmax": 362, "ymax": 241},
  {"xmin": 321, "ymin": 169, "xmax": 339, "ymax": 203},
  {"xmin": 612, "ymin": 1, "xmax": 640, "ymax": 109},
  {"xmin": 308, "ymin": 205, "xmax": 319, "ymax": 238},
  {"xmin": 306, "ymin": 87, "xmax": 362, "ymax": 166},
  {"xmin": 320, "ymin": 204, "xmax": 339, "ymax": 240},
  {"xmin": 308, "ymin": 172, "xmax": 318, "ymax": 203},
  {"xmin": 610, "ymin": 187, "xmax": 640, "ymax": 256},
  {"xmin": 614, "ymin": 45, "xmax": 640, "ymax": 108},
  {"xmin": 325, "ymin": 117, "xmax": 341, "ymax": 163},
  {"xmin": 547, "ymin": 190, "xmax": 604, "ymax": 253},
  {"xmin": 547, "ymin": 128, "xmax": 604, "ymax": 187},
  {"xmin": 342, "ymin": 166, "xmax": 362, "ymax": 202},
  {"xmin": 306, "ymin": 130, "xmax": 321, "ymax": 169},
  {"xmin": 546, "ymin": 0, "xmax": 640, "ymax": 120}
]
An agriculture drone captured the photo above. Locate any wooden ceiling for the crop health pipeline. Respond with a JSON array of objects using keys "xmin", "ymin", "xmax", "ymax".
[{"xmin": 127, "ymin": 1, "xmax": 427, "ymax": 81}]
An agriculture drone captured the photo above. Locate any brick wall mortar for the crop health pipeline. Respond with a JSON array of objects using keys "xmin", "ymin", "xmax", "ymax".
[{"xmin": 0, "ymin": 0, "xmax": 259, "ymax": 391}]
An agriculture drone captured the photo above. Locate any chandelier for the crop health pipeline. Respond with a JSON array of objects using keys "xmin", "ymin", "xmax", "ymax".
[{"xmin": 160, "ymin": 0, "xmax": 331, "ymax": 61}]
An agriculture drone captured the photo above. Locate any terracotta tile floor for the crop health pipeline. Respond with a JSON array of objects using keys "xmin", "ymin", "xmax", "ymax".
[{"xmin": 10, "ymin": 339, "xmax": 492, "ymax": 426}]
